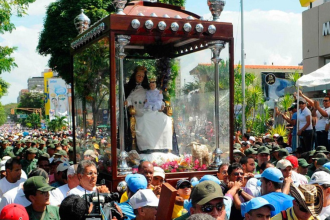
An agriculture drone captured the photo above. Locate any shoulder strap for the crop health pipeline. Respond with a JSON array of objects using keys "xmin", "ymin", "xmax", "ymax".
[{"xmin": 281, "ymin": 210, "xmax": 287, "ymax": 220}]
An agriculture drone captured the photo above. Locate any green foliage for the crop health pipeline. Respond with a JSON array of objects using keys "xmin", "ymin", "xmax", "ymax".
[
  {"xmin": 278, "ymin": 94, "xmax": 295, "ymax": 113},
  {"xmin": 182, "ymin": 81, "xmax": 199, "ymax": 95},
  {"xmin": 3, "ymin": 102, "xmax": 17, "ymax": 121},
  {"xmin": 0, "ymin": 103, "xmax": 7, "ymax": 126},
  {"xmin": 47, "ymin": 116, "xmax": 68, "ymax": 132},
  {"xmin": 0, "ymin": 0, "xmax": 36, "ymax": 74},
  {"xmin": 0, "ymin": 46, "xmax": 18, "ymax": 74},
  {"xmin": 234, "ymin": 64, "xmax": 266, "ymax": 133},
  {"xmin": 155, "ymin": 0, "xmax": 185, "ymax": 6},
  {"xmin": 269, "ymin": 124, "xmax": 288, "ymax": 143},
  {"xmin": 25, "ymin": 113, "xmax": 40, "ymax": 128},
  {"xmin": 288, "ymin": 71, "xmax": 302, "ymax": 86}
]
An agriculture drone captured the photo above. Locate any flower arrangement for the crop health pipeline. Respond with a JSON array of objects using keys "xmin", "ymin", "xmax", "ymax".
[{"xmin": 157, "ymin": 155, "xmax": 208, "ymax": 173}]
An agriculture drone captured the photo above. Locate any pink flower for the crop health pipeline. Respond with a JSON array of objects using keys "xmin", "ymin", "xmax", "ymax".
[
  {"xmin": 194, "ymin": 159, "xmax": 199, "ymax": 165},
  {"xmin": 197, "ymin": 168, "xmax": 202, "ymax": 171},
  {"xmin": 174, "ymin": 164, "xmax": 179, "ymax": 169},
  {"xmin": 202, "ymin": 164, "xmax": 207, "ymax": 170},
  {"xmin": 171, "ymin": 169, "xmax": 177, "ymax": 172}
]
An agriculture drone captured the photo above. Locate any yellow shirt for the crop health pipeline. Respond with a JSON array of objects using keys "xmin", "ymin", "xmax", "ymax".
[
  {"xmin": 120, "ymin": 191, "xmax": 128, "ymax": 203},
  {"xmin": 271, "ymin": 207, "xmax": 320, "ymax": 220}
]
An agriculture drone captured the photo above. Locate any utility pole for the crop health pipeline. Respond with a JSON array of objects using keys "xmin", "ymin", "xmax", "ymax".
[{"xmin": 241, "ymin": 0, "xmax": 246, "ymax": 134}]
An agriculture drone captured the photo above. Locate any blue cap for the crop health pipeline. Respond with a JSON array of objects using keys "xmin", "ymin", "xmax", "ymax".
[
  {"xmin": 125, "ymin": 174, "xmax": 148, "ymax": 193},
  {"xmin": 261, "ymin": 167, "xmax": 284, "ymax": 183},
  {"xmin": 323, "ymin": 162, "xmax": 330, "ymax": 171},
  {"xmin": 241, "ymin": 197, "xmax": 275, "ymax": 217},
  {"xmin": 191, "ymin": 175, "xmax": 220, "ymax": 187}
]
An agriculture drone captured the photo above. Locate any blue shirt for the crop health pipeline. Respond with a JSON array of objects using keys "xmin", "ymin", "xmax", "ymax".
[
  {"xmin": 117, "ymin": 200, "xmax": 135, "ymax": 220},
  {"xmin": 292, "ymin": 112, "xmax": 297, "ymax": 135},
  {"xmin": 261, "ymin": 192, "xmax": 294, "ymax": 217}
]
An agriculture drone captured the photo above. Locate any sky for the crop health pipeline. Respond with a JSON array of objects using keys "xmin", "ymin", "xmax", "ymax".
[{"xmin": 0, "ymin": 0, "xmax": 307, "ymax": 104}]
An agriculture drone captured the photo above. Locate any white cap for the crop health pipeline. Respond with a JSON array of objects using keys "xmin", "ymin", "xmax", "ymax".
[
  {"xmin": 249, "ymin": 136, "xmax": 256, "ymax": 142},
  {"xmin": 0, "ymin": 160, "xmax": 5, "ymax": 171},
  {"xmin": 309, "ymin": 171, "xmax": 330, "ymax": 185},
  {"xmin": 273, "ymin": 134, "xmax": 280, "ymax": 138},
  {"xmin": 56, "ymin": 162, "xmax": 70, "ymax": 172},
  {"xmin": 67, "ymin": 164, "xmax": 77, "ymax": 177},
  {"xmin": 153, "ymin": 167, "xmax": 165, "ymax": 179},
  {"xmin": 84, "ymin": 149, "xmax": 97, "ymax": 158},
  {"xmin": 129, "ymin": 189, "xmax": 159, "ymax": 209},
  {"xmin": 276, "ymin": 159, "xmax": 292, "ymax": 170},
  {"xmin": 2, "ymin": 156, "xmax": 11, "ymax": 161}
]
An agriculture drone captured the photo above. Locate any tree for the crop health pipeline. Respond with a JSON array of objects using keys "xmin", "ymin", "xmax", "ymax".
[
  {"xmin": 48, "ymin": 116, "xmax": 68, "ymax": 132},
  {"xmin": 37, "ymin": 0, "xmax": 185, "ymax": 83},
  {"xmin": 0, "ymin": 0, "xmax": 36, "ymax": 74}
]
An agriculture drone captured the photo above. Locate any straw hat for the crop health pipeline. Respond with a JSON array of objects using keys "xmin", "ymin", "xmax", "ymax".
[{"xmin": 290, "ymin": 184, "xmax": 323, "ymax": 218}]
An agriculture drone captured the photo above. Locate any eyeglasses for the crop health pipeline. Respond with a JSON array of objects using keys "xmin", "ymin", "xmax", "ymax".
[
  {"xmin": 179, "ymin": 184, "xmax": 191, "ymax": 189},
  {"xmin": 85, "ymin": 171, "xmax": 98, "ymax": 176},
  {"xmin": 323, "ymin": 100, "xmax": 329, "ymax": 102},
  {"xmin": 296, "ymin": 201, "xmax": 309, "ymax": 213},
  {"xmin": 299, "ymin": 102, "xmax": 305, "ymax": 105},
  {"xmin": 233, "ymin": 172, "xmax": 244, "ymax": 176},
  {"xmin": 201, "ymin": 202, "xmax": 224, "ymax": 213}
]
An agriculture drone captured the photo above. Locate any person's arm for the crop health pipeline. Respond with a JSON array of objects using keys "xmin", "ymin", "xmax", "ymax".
[
  {"xmin": 326, "ymin": 120, "xmax": 330, "ymax": 132},
  {"xmin": 235, "ymin": 131, "xmax": 242, "ymax": 145},
  {"xmin": 299, "ymin": 90, "xmax": 314, "ymax": 107},
  {"xmin": 282, "ymin": 177, "xmax": 293, "ymax": 195},
  {"xmin": 315, "ymin": 101, "xmax": 329, "ymax": 117},
  {"xmin": 298, "ymin": 115, "xmax": 311, "ymax": 135}
]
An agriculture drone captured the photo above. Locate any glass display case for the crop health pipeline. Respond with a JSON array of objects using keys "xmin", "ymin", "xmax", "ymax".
[{"xmin": 71, "ymin": 1, "xmax": 234, "ymax": 190}]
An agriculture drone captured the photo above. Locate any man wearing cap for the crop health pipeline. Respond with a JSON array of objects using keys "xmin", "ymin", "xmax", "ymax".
[
  {"xmin": 129, "ymin": 189, "xmax": 159, "ymax": 220},
  {"xmin": 313, "ymin": 96, "xmax": 330, "ymax": 149},
  {"xmin": 233, "ymin": 149, "xmax": 245, "ymax": 163},
  {"xmin": 117, "ymin": 173, "xmax": 148, "ymax": 220},
  {"xmin": 0, "ymin": 203, "xmax": 29, "ymax": 220},
  {"xmin": 151, "ymin": 167, "xmax": 165, "ymax": 197},
  {"xmin": 47, "ymin": 144, "xmax": 56, "ymax": 158},
  {"xmin": 241, "ymin": 197, "xmax": 275, "ymax": 220},
  {"xmin": 24, "ymin": 176, "xmax": 60, "ymax": 220},
  {"xmin": 0, "ymin": 141, "xmax": 14, "ymax": 159},
  {"xmin": 244, "ymin": 148, "xmax": 257, "ymax": 160},
  {"xmin": 83, "ymin": 149, "xmax": 97, "ymax": 162},
  {"xmin": 0, "ymin": 158, "xmax": 25, "ymax": 197},
  {"xmin": 309, "ymin": 171, "xmax": 330, "ymax": 219},
  {"xmin": 259, "ymin": 168, "xmax": 294, "ymax": 217},
  {"xmin": 272, "ymin": 184, "xmax": 323, "ymax": 220},
  {"xmin": 176, "ymin": 180, "xmax": 231, "ymax": 220},
  {"xmin": 20, "ymin": 148, "xmax": 38, "ymax": 175},
  {"xmin": 50, "ymin": 164, "xmax": 79, "ymax": 206},
  {"xmin": 256, "ymin": 146, "xmax": 271, "ymax": 173},
  {"xmin": 13, "ymin": 141, "xmax": 24, "ymax": 160},
  {"xmin": 50, "ymin": 162, "xmax": 70, "ymax": 188},
  {"xmin": 286, "ymin": 155, "xmax": 308, "ymax": 185},
  {"xmin": 172, "ymin": 179, "xmax": 192, "ymax": 219},
  {"xmin": 297, "ymin": 159, "xmax": 310, "ymax": 181},
  {"xmin": 280, "ymin": 103, "xmax": 298, "ymax": 151}
]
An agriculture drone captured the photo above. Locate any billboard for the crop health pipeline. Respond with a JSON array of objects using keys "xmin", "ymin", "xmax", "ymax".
[
  {"xmin": 261, "ymin": 72, "xmax": 295, "ymax": 100},
  {"xmin": 44, "ymin": 72, "xmax": 54, "ymax": 116},
  {"xmin": 48, "ymin": 78, "xmax": 69, "ymax": 120}
]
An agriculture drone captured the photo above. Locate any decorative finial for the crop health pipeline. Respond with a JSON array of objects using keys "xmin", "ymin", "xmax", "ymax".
[
  {"xmin": 207, "ymin": 0, "xmax": 225, "ymax": 22},
  {"xmin": 74, "ymin": 9, "xmax": 91, "ymax": 34},
  {"xmin": 113, "ymin": 0, "xmax": 127, "ymax": 15}
]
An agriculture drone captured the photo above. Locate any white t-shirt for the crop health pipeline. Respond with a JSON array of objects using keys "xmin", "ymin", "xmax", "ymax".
[
  {"xmin": 0, "ymin": 177, "xmax": 25, "ymax": 197},
  {"xmin": 298, "ymin": 107, "xmax": 313, "ymax": 130},
  {"xmin": 319, "ymin": 205, "xmax": 330, "ymax": 220},
  {"xmin": 67, "ymin": 185, "xmax": 96, "ymax": 197},
  {"xmin": 49, "ymin": 184, "xmax": 70, "ymax": 206},
  {"xmin": 315, "ymin": 107, "xmax": 330, "ymax": 131},
  {"xmin": 0, "ymin": 183, "xmax": 30, "ymax": 211}
]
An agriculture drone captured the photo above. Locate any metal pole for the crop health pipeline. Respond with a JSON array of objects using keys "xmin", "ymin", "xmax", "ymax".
[
  {"xmin": 241, "ymin": 0, "xmax": 246, "ymax": 134},
  {"xmin": 209, "ymin": 41, "xmax": 225, "ymax": 169},
  {"xmin": 116, "ymin": 35, "xmax": 132, "ymax": 175}
]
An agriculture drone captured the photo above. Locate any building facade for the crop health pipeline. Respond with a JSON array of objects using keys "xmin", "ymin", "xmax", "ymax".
[
  {"xmin": 302, "ymin": 0, "xmax": 330, "ymax": 95},
  {"xmin": 28, "ymin": 77, "xmax": 44, "ymax": 92}
]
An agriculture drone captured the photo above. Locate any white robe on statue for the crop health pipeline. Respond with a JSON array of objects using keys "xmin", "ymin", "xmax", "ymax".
[{"xmin": 126, "ymin": 85, "xmax": 177, "ymax": 161}]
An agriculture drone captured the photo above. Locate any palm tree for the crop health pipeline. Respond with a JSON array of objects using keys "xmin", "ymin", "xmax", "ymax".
[{"xmin": 48, "ymin": 116, "xmax": 68, "ymax": 132}]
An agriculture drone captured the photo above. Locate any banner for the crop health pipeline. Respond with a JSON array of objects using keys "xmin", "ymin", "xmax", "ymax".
[
  {"xmin": 48, "ymin": 78, "xmax": 69, "ymax": 120},
  {"xmin": 44, "ymin": 72, "xmax": 54, "ymax": 116}
]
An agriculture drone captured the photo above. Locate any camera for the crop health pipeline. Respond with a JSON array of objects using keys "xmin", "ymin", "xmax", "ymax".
[{"xmin": 83, "ymin": 191, "xmax": 125, "ymax": 220}]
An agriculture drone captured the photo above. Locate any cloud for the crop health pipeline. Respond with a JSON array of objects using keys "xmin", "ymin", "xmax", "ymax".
[
  {"xmin": 0, "ymin": 24, "xmax": 50, "ymax": 105},
  {"xmin": 180, "ymin": 10, "xmax": 302, "ymax": 85},
  {"xmin": 27, "ymin": 0, "xmax": 57, "ymax": 16}
]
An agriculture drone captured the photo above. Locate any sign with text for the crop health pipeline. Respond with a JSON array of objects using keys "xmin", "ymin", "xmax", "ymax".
[
  {"xmin": 17, "ymin": 114, "xmax": 27, "ymax": 119},
  {"xmin": 323, "ymin": 21, "xmax": 330, "ymax": 36},
  {"xmin": 49, "ymin": 78, "xmax": 69, "ymax": 120}
]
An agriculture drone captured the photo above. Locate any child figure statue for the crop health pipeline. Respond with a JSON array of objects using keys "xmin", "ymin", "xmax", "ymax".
[{"xmin": 144, "ymin": 77, "xmax": 163, "ymax": 111}]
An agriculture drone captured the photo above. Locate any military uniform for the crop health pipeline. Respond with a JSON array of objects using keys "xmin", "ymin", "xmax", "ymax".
[
  {"xmin": 0, "ymin": 146, "xmax": 14, "ymax": 158},
  {"xmin": 25, "ymin": 205, "xmax": 59, "ymax": 220},
  {"xmin": 21, "ymin": 158, "xmax": 38, "ymax": 174},
  {"xmin": 13, "ymin": 147, "xmax": 24, "ymax": 158}
]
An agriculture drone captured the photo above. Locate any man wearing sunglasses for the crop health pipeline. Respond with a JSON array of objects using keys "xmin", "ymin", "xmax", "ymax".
[
  {"xmin": 189, "ymin": 180, "xmax": 227, "ymax": 220},
  {"xmin": 313, "ymin": 96, "xmax": 330, "ymax": 149}
]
